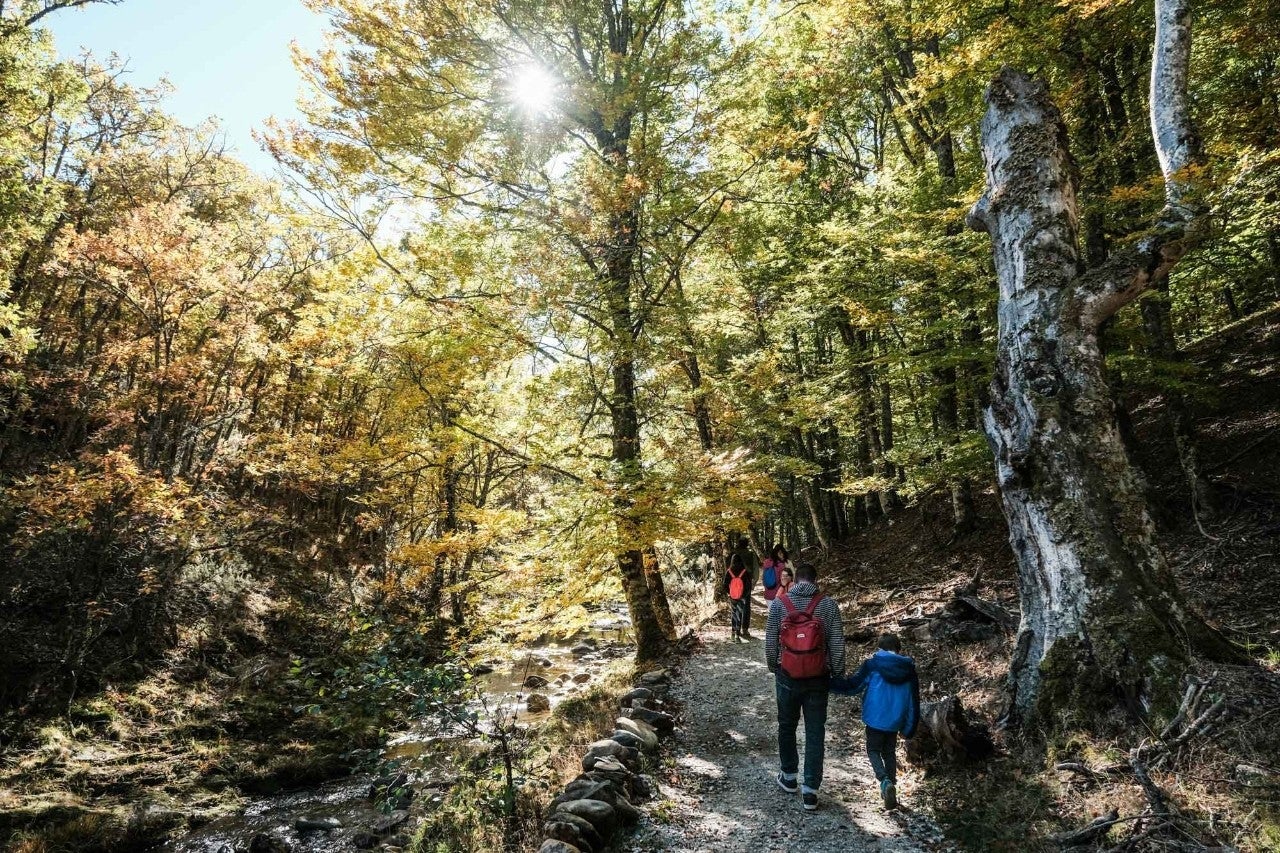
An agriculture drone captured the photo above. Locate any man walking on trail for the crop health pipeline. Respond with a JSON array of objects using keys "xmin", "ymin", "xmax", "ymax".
[{"xmin": 765, "ymin": 561, "xmax": 846, "ymax": 811}]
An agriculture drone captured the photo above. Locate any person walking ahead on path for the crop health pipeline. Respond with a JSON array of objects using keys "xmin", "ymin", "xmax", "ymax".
[
  {"xmin": 831, "ymin": 633, "xmax": 921, "ymax": 810},
  {"xmin": 723, "ymin": 553, "xmax": 754, "ymax": 643},
  {"xmin": 765, "ymin": 562, "xmax": 846, "ymax": 811},
  {"xmin": 760, "ymin": 543, "xmax": 790, "ymax": 603}
]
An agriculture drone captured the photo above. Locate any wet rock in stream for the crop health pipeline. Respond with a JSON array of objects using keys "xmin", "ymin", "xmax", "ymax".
[
  {"xmin": 526, "ymin": 693, "xmax": 551, "ymax": 713},
  {"xmin": 293, "ymin": 816, "xmax": 341, "ymax": 832},
  {"xmin": 248, "ymin": 833, "xmax": 291, "ymax": 853}
]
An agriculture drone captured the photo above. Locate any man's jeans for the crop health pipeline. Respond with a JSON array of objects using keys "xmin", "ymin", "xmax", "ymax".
[
  {"xmin": 776, "ymin": 675, "xmax": 829, "ymax": 792},
  {"xmin": 866, "ymin": 726, "xmax": 898, "ymax": 783}
]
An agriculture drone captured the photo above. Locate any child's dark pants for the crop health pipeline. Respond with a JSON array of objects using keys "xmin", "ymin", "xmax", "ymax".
[{"xmin": 866, "ymin": 726, "xmax": 898, "ymax": 783}]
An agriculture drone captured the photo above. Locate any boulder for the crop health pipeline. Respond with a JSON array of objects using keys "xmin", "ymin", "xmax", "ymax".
[
  {"xmin": 589, "ymin": 756, "xmax": 626, "ymax": 774},
  {"xmin": 619, "ymin": 687, "xmax": 654, "ymax": 706},
  {"xmin": 631, "ymin": 773, "xmax": 654, "ymax": 801},
  {"xmin": 628, "ymin": 707, "xmax": 674, "ymax": 735},
  {"xmin": 294, "ymin": 816, "xmax": 341, "ymax": 832},
  {"xmin": 523, "ymin": 674, "xmax": 550, "ymax": 689},
  {"xmin": 538, "ymin": 838, "xmax": 584, "ymax": 853},
  {"xmin": 545, "ymin": 811, "xmax": 603, "ymax": 852},
  {"xmin": 372, "ymin": 810, "xmax": 409, "ymax": 833},
  {"xmin": 551, "ymin": 779, "xmax": 615, "ymax": 811},
  {"xmin": 585, "ymin": 738, "xmax": 626, "ymax": 757},
  {"xmin": 583, "ymin": 749, "xmax": 638, "ymax": 772},
  {"xmin": 583, "ymin": 739, "xmax": 638, "ymax": 771},
  {"xmin": 581, "ymin": 767, "xmax": 638, "ymax": 799},
  {"xmin": 615, "ymin": 717, "xmax": 659, "ymax": 752},
  {"xmin": 608, "ymin": 730, "xmax": 644, "ymax": 751},
  {"xmin": 637, "ymin": 669, "xmax": 669, "ymax": 686},
  {"xmin": 472, "ymin": 663, "xmax": 495, "ymax": 675},
  {"xmin": 572, "ymin": 672, "xmax": 592, "ymax": 684},
  {"xmin": 570, "ymin": 644, "xmax": 594, "ymax": 657},
  {"xmin": 555, "ymin": 798, "xmax": 618, "ymax": 838},
  {"xmin": 605, "ymin": 791, "xmax": 640, "ymax": 825},
  {"xmin": 526, "ymin": 693, "xmax": 551, "ymax": 713},
  {"xmin": 536, "ymin": 656, "xmax": 554, "ymax": 667}
]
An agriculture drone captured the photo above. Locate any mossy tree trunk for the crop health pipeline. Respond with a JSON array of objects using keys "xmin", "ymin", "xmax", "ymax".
[{"xmin": 966, "ymin": 0, "xmax": 1241, "ymax": 728}]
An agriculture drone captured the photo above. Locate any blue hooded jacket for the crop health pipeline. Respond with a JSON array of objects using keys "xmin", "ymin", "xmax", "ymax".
[{"xmin": 831, "ymin": 650, "xmax": 921, "ymax": 737}]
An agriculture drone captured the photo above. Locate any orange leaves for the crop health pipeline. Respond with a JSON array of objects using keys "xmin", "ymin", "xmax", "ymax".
[{"xmin": 6, "ymin": 450, "xmax": 203, "ymax": 555}]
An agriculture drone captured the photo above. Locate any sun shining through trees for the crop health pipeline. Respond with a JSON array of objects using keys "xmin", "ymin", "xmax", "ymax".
[
  {"xmin": 510, "ymin": 64, "xmax": 556, "ymax": 115},
  {"xmin": 4, "ymin": 0, "xmax": 1280, "ymax": 850}
]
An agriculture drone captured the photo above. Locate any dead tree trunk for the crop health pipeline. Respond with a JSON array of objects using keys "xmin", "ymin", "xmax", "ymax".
[{"xmin": 965, "ymin": 0, "xmax": 1240, "ymax": 728}]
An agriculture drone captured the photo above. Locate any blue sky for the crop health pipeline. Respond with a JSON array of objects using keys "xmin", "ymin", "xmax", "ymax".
[{"xmin": 48, "ymin": 0, "xmax": 330, "ymax": 174}]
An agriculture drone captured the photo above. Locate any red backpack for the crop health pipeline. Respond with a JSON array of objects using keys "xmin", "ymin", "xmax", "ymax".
[
  {"xmin": 778, "ymin": 592, "xmax": 828, "ymax": 679},
  {"xmin": 728, "ymin": 567, "xmax": 746, "ymax": 600}
]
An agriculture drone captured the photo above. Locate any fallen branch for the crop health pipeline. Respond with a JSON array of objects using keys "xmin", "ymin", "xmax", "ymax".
[{"xmin": 1050, "ymin": 809, "xmax": 1119, "ymax": 846}]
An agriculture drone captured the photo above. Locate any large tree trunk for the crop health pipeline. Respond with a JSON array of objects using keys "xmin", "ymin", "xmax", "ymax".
[
  {"xmin": 643, "ymin": 546, "xmax": 679, "ymax": 642},
  {"xmin": 607, "ymin": 254, "xmax": 668, "ymax": 662},
  {"xmin": 966, "ymin": 3, "xmax": 1239, "ymax": 727}
]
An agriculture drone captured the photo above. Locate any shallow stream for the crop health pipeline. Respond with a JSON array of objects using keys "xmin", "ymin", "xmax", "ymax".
[{"xmin": 164, "ymin": 610, "xmax": 632, "ymax": 853}]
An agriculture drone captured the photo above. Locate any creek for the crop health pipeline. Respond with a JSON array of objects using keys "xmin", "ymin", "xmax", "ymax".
[{"xmin": 164, "ymin": 610, "xmax": 633, "ymax": 853}]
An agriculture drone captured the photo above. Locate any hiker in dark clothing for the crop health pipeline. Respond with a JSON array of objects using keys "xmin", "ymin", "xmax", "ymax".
[
  {"xmin": 723, "ymin": 552, "xmax": 754, "ymax": 642},
  {"xmin": 765, "ymin": 561, "xmax": 846, "ymax": 811},
  {"xmin": 831, "ymin": 633, "xmax": 921, "ymax": 810}
]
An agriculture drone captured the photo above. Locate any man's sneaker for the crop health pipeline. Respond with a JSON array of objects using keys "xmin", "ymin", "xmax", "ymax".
[
  {"xmin": 775, "ymin": 773, "xmax": 799, "ymax": 794},
  {"xmin": 880, "ymin": 779, "xmax": 898, "ymax": 810},
  {"xmin": 802, "ymin": 791, "xmax": 819, "ymax": 811}
]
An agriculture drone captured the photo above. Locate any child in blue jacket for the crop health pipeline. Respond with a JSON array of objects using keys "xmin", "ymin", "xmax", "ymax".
[{"xmin": 831, "ymin": 633, "xmax": 921, "ymax": 810}]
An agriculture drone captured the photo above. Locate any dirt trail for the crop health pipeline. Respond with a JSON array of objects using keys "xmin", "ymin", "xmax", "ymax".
[{"xmin": 624, "ymin": 622, "xmax": 948, "ymax": 852}]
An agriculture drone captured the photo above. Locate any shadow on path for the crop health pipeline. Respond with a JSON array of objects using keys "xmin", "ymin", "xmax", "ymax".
[{"xmin": 624, "ymin": 626, "xmax": 944, "ymax": 852}]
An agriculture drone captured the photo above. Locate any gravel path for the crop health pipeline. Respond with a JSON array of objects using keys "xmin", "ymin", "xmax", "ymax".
[{"xmin": 624, "ymin": 624, "xmax": 947, "ymax": 852}]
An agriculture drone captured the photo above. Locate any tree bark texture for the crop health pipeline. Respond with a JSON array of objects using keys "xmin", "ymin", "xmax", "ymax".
[
  {"xmin": 967, "ymin": 48, "xmax": 1238, "ymax": 727},
  {"xmin": 606, "ymin": 230, "xmax": 668, "ymax": 662}
]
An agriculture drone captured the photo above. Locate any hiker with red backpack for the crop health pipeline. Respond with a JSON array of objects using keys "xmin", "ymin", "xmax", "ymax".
[
  {"xmin": 723, "ymin": 552, "xmax": 754, "ymax": 643},
  {"xmin": 764, "ymin": 561, "xmax": 846, "ymax": 811}
]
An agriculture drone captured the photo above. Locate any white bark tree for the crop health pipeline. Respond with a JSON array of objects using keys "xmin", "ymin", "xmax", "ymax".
[{"xmin": 966, "ymin": 0, "xmax": 1241, "ymax": 727}]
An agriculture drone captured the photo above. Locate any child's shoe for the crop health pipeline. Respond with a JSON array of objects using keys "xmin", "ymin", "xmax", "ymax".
[{"xmin": 880, "ymin": 778, "xmax": 897, "ymax": 810}]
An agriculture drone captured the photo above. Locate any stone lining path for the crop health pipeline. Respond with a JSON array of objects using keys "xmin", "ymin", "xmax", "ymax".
[{"xmin": 623, "ymin": 624, "xmax": 948, "ymax": 852}]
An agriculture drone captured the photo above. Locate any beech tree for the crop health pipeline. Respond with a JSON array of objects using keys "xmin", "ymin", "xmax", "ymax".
[
  {"xmin": 286, "ymin": 0, "xmax": 758, "ymax": 660},
  {"xmin": 965, "ymin": 0, "xmax": 1242, "ymax": 726}
]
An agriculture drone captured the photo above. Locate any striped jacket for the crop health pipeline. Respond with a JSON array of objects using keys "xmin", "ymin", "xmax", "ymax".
[{"xmin": 765, "ymin": 581, "xmax": 846, "ymax": 681}]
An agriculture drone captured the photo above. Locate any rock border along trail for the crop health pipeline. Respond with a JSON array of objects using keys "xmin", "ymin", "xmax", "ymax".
[{"xmin": 623, "ymin": 623, "xmax": 947, "ymax": 853}]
